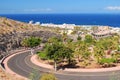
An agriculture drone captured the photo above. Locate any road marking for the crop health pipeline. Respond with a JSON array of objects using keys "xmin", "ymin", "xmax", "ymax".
[
  {"xmin": 15, "ymin": 54, "xmax": 31, "ymax": 74},
  {"xmin": 7, "ymin": 50, "xmax": 120, "ymax": 78}
]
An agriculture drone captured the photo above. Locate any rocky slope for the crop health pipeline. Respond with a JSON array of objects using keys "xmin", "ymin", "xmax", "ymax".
[{"xmin": 0, "ymin": 17, "xmax": 60, "ymax": 59}]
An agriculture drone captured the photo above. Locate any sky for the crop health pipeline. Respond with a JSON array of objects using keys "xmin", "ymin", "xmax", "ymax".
[{"xmin": 0, "ymin": 0, "xmax": 120, "ymax": 14}]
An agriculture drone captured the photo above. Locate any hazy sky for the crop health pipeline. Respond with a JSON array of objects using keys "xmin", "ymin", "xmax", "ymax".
[{"xmin": 0, "ymin": 0, "xmax": 120, "ymax": 14}]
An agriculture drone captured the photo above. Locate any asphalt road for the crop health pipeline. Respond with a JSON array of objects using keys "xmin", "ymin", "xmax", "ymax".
[{"xmin": 7, "ymin": 51, "xmax": 120, "ymax": 80}]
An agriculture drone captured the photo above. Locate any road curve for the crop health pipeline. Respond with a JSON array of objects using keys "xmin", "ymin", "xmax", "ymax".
[{"xmin": 7, "ymin": 51, "xmax": 120, "ymax": 80}]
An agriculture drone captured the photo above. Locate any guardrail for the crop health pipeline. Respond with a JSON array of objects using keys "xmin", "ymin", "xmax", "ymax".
[{"xmin": 0, "ymin": 47, "xmax": 28, "ymax": 71}]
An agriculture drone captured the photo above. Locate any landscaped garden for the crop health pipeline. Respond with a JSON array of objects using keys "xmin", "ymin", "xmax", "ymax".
[
  {"xmin": 37, "ymin": 33, "xmax": 120, "ymax": 70},
  {"xmin": 21, "ymin": 33, "xmax": 120, "ymax": 71}
]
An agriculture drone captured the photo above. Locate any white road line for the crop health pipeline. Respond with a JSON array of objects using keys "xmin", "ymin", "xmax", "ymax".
[{"xmin": 15, "ymin": 54, "xmax": 31, "ymax": 74}]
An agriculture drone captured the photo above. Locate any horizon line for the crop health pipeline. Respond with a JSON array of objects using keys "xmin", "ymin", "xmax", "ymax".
[{"xmin": 0, "ymin": 13, "xmax": 120, "ymax": 15}]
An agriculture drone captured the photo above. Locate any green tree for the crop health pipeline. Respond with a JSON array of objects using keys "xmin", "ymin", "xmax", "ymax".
[
  {"xmin": 57, "ymin": 46, "xmax": 73, "ymax": 64},
  {"xmin": 48, "ymin": 37, "xmax": 61, "ymax": 44},
  {"xmin": 43, "ymin": 43, "xmax": 73, "ymax": 71},
  {"xmin": 21, "ymin": 37, "xmax": 41, "ymax": 55},
  {"xmin": 21, "ymin": 37, "xmax": 41, "ymax": 48},
  {"xmin": 45, "ymin": 43, "xmax": 61, "ymax": 71},
  {"xmin": 74, "ymin": 41, "xmax": 88, "ymax": 62}
]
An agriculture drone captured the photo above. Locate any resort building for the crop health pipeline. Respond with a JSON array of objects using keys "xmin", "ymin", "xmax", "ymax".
[{"xmin": 92, "ymin": 26, "xmax": 112, "ymax": 39}]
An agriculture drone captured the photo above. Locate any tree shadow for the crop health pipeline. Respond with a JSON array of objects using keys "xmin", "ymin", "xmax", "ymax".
[
  {"xmin": 57, "ymin": 64, "xmax": 79, "ymax": 70},
  {"xmin": 1, "ymin": 63, "xmax": 5, "ymax": 69}
]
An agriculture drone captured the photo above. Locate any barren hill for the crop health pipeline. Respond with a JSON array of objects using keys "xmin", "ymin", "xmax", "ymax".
[
  {"xmin": 0, "ymin": 17, "xmax": 60, "ymax": 59},
  {"xmin": 0, "ymin": 17, "xmax": 40, "ymax": 34}
]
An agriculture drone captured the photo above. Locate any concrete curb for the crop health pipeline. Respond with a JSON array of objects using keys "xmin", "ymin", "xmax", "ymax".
[
  {"xmin": 3, "ymin": 50, "xmax": 30, "ymax": 80},
  {"xmin": 31, "ymin": 54, "xmax": 120, "ymax": 73},
  {"xmin": 0, "ymin": 48, "xmax": 31, "ymax": 80},
  {"xmin": 0, "ymin": 49, "xmax": 27, "ymax": 71},
  {"xmin": 1, "ymin": 47, "xmax": 42, "ymax": 80},
  {"xmin": 31, "ymin": 55, "xmax": 53, "ymax": 69}
]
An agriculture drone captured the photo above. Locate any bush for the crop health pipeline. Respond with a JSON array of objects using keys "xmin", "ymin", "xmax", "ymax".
[
  {"xmin": 37, "ymin": 52, "xmax": 47, "ymax": 60},
  {"xmin": 77, "ymin": 36, "xmax": 82, "ymax": 41},
  {"xmin": 118, "ymin": 47, "xmax": 120, "ymax": 51},
  {"xmin": 21, "ymin": 37, "xmax": 41, "ymax": 48},
  {"xmin": 40, "ymin": 73, "xmax": 57, "ymax": 80},
  {"xmin": 84, "ymin": 35, "xmax": 94, "ymax": 44},
  {"xmin": 99, "ymin": 58, "xmax": 116, "ymax": 65},
  {"xmin": 21, "ymin": 26, "xmax": 28, "ymax": 29}
]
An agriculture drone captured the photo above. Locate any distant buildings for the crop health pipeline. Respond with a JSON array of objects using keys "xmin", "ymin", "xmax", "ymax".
[
  {"xmin": 29, "ymin": 21, "xmax": 40, "ymax": 25},
  {"xmin": 92, "ymin": 26, "xmax": 112, "ymax": 39},
  {"xmin": 29, "ymin": 21, "xmax": 120, "ymax": 38},
  {"xmin": 110, "ymin": 27, "xmax": 120, "ymax": 34},
  {"xmin": 34, "ymin": 22, "xmax": 40, "ymax": 25},
  {"xmin": 41, "ymin": 23, "xmax": 75, "ymax": 30},
  {"xmin": 29, "ymin": 20, "xmax": 33, "ymax": 24}
]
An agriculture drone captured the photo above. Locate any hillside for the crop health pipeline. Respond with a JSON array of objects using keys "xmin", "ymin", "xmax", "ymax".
[
  {"xmin": 0, "ymin": 17, "xmax": 61, "ymax": 80},
  {"xmin": 0, "ymin": 17, "xmax": 40, "ymax": 34},
  {"xmin": 0, "ymin": 17, "xmax": 60, "ymax": 58}
]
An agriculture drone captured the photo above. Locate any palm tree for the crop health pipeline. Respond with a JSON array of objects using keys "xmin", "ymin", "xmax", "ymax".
[{"xmin": 74, "ymin": 41, "xmax": 88, "ymax": 62}]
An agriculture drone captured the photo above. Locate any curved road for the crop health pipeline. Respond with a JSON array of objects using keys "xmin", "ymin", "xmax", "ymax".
[{"xmin": 7, "ymin": 51, "xmax": 120, "ymax": 80}]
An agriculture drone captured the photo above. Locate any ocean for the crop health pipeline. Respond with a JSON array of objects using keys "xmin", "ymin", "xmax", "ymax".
[{"xmin": 0, "ymin": 14, "xmax": 120, "ymax": 27}]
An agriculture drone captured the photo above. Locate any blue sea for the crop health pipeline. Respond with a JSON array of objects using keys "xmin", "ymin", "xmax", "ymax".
[{"xmin": 0, "ymin": 14, "xmax": 120, "ymax": 27}]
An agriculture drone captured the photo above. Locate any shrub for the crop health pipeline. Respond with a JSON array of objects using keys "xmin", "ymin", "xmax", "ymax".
[
  {"xmin": 21, "ymin": 26, "xmax": 27, "ymax": 29},
  {"xmin": 21, "ymin": 37, "xmax": 41, "ymax": 48},
  {"xmin": 37, "ymin": 52, "xmax": 47, "ymax": 60},
  {"xmin": 118, "ymin": 46, "xmax": 120, "ymax": 51},
  {"xmin": 40, "ymin": 73, "xmax": 57, "ymax": 80},
  {"xmin": 99, "ymin": 58, "xmax": 116, "ymax": 65},
  {"xmin": 77, "ymin": 36, "xmax": 82, "ymax": 41}
]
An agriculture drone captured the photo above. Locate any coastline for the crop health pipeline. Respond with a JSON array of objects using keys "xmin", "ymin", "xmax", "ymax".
[{"xmin": 0, "ymin": 14, "xmax": 120, "ymax": 27}]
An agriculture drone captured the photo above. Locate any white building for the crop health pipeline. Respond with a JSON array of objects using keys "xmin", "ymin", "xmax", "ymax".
[{"xmin": 41, "ymin": 23, "xmax": 75, "ymax": 30}]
